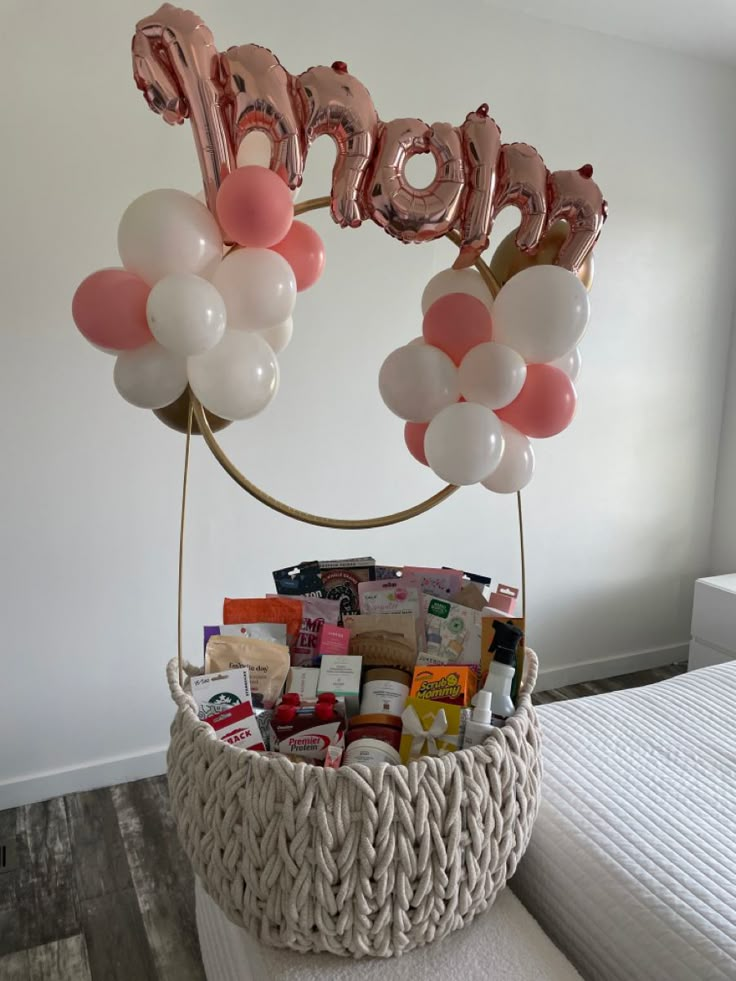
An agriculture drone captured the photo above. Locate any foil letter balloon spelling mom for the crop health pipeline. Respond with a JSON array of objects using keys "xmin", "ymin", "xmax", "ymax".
[
  {"xmin": 131, "ymin": 3, "xmax": 607, "ymax": 270},
  {"xmin": 73, "ymin": 1, "xmax": 610, "ymax": 497}
]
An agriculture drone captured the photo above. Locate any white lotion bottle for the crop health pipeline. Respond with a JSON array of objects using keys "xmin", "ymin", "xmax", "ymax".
[{"xmin": 462, "ymin": 690, "xmax": 494, "ymax": 748}]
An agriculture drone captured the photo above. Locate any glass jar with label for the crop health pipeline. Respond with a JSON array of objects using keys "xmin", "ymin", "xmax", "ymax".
[
  {"xmin": 343, "ymin": 737, "xmax": 401, "ymax": 767},
  {"xmin": 359, "ymin": 667, "xmax": 411, "ymax": 716}
]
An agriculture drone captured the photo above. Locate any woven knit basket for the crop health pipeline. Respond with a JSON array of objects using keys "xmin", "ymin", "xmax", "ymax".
[{"xmin": 166, "ymin": 650, "xmax": 542, "ymax": 958}]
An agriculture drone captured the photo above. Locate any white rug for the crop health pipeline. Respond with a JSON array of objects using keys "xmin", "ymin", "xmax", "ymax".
[{"xmin": 196, "ymin": 877, "xmax": 581, "ymax": 981}]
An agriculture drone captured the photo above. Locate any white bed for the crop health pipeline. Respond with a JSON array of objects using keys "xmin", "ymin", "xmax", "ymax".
[{"xmin": 512, "ymin": 661, "xmax": 736, "ymax": 981}]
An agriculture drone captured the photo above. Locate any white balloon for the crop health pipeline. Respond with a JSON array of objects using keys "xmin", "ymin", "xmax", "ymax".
[
  {"xmin": 146, "ymin": 273, "xmax": 226, "ymax": 356},
  {"xmin": 258, "ymin": 316, "xmax": 293, "ymax": 354},
  {"xmin": 459, "ymin": 342, "xmax": 527, "ymax": 410},
  {"xmin": 481, "ymin": 424, "xmax": 535, "ymax": 494},
  {"xmin": 551, "ymin": 347, "xmax": 582, "ymax": 383},
  {"xmin": 407, "ymin": 335, "xmax": 425, "ymax": 346},
  {"xmin": 421, "ymin": 267, "xmax": 494, "ymax": 316},
  {"xmin": 212, "ymin": 249, "xmax": 296, "ymax": 330},
  {"xmin": 492, "ymin": 265, "xmax": 590, "ymax": 363},
  {"xmin": 425, "ymin": 402, "xmax": 505, "ymax": 485},
  {"xmin": 118, "ymin": 189, "xmax": 223, "ymax": 286},
  {"xmin": 188, "ymin": 330, "xmax": 279, "ymax": 421},
  {"xmin": 379, "ymin": 345, "xmax": 460, "ymax": 422},
  {"xmin": 113, "ymin": 342, "xmax": 188, "ymax": 409}
]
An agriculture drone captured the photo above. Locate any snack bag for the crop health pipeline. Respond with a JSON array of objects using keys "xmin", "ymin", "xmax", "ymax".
[
  {"xmin": 318, "ymin": 558, "xmax": 375, "ymax": 620},
  {"xmin": 423, "ymin": 596, "xmax": 482, "ymax": 669},
  {"xmin": 205, "ymin": 635, "xmax": 290, "ymax": 709},
  {"xmin": 374, "ymin": 565, "xmax": 403, "ymax": 580},
  {"xmin": 358, "ymin": 579, "xmax": 423, "ymax": 648},
  {"xmin": 223, "ymin": 597, "xmax": 303, "ymax": 648},
  {"xmin": 268, "ymin": 594, "xmax": 341, "ymax": 667},
  {"xmin": 203, "ymin": 622, "xmax": 287, "ymax": 658},
  {"xmin": 343, "ymin": 613, "xmax": 417, "ymax": 670},
  {"xmin": 402, "ymin": 567, "xmax": 463, "ymax": 599},
  {"xmin": 272, "ymin": 561, "xmax": 325, "ymax": 598}
]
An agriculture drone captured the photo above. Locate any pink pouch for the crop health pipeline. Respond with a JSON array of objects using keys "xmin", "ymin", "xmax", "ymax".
[{"xmin": 269, "ymin": 594, "xmax": 341, "ymax": 667}]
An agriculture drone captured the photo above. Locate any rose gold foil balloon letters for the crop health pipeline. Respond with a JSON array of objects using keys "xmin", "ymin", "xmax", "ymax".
[
  {"xmin": 367, "ymin": 119, "xmax": 465, "ymax": 242},
  {"xmin": 133, "ymin": 4, "xmax": 235, "ymax": 213},
  {"xmin": 494, "ymin": 143, "xmax": 549, "ymax": 254},
  {"xmin": 296, "ymin": 62, "xmax": 378, "ymax": 228},
  {"xmin": 132, "ymin": 5, "xmax": 606, "ymax": 269},
  {"xmin": 455, "ymin": 105, "xmax": 502, "ymax": 268},
  {"xmin": 220, "ymin": 45, "xmax": 304, "ymax": 189},
  {"xmin": 547, "ymin": 165, "xmax": 607, "ymax": 272}
]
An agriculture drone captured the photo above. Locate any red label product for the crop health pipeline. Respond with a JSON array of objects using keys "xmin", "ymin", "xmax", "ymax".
[
  {"xmin": 208, "ymin": 701, "xmax": 266, "ymax": 751},
  {"xmin": 270, "ymin": 694, "xmax": 346, "ymax": 762}
]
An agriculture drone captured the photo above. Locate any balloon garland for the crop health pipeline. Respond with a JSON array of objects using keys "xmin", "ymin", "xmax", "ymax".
[
  {"xmin": 71, "ymin": 3, "xmax": 606, "ymax": 502},
  {"xmin": 378, "ymin": 260, "xmax": 591, "ymax": 492}
]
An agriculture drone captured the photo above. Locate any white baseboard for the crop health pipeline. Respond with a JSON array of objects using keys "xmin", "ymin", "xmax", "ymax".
[
  {"xmin": 536, "ymin": 641, "xmax": 689, "ymax": 692},
  {"xmin": 0, "ymin": 746, "xmax": 167, "ymax": 811}
]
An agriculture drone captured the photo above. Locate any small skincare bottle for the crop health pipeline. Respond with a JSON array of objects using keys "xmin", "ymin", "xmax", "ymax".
[{"xmin": 462, "ymin": 690, "xmax": 494, "ymax": 748}]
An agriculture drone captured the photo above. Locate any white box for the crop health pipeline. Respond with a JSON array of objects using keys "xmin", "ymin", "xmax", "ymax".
[
  {"xmin": 317, "ymin": 655, "xmax": 362, "ymax": 716},
  {"xmin": 286, "ymin": 667, "xmax": 319, "ymax": 700},
  {"xmin": 689, "ymin": 574, "xmax": 736, "ymax": 670}
]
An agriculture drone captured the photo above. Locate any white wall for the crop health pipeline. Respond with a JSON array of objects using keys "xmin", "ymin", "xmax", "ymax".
[
  {"xmin": 711, "ymin": 317, "xmax": 736, "ymax": 571},
  {"xmin": 2, "ymin": 0, "xmax": 736, "ymax": 808}
]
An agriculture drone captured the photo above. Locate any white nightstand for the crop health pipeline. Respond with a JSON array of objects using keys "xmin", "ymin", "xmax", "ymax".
[{"xmin": 689, "ymin": 574, "xmax": 736, "ymax": 670}]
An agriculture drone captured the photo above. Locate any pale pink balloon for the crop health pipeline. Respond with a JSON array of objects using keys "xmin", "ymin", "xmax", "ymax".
[
  {"xmin": 270, "ymin": 220, "xmax": 325, "ymax": 291},
  {"xmin": 423, "ymin": 293, "xmax": 493, "ymax": 365},
  {"xmin": 216, "ymin": 166, "xmax": 294, "ymax": 248},
  {"xmin": 404, "ymin": 422, "xmax": 429, "ymax": 466},
  {"xmin": 72, "ymin": 268, "xmax": 152, "ymax": 350},
  {"xmin": 496, "ymin": 364, "xmax": 576, "ymax": 438}
]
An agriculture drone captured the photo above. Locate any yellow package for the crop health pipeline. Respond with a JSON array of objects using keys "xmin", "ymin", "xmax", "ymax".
[{"xmin": 399, "ymin": 696, "xmax": 464, "ymax": 763}]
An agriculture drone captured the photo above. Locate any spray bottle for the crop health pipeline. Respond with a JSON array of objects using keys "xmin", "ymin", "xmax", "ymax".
[
  {"xmin": 485, "ymin": 620, "xmax": 524, "ymax": 726},
  {"xmin": 462, "ymin": 620, "xmax": 524, "ymax": 748}
]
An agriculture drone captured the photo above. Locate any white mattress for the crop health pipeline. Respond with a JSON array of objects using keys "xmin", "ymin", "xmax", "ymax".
[
  {"xmin": 195, "ymin": 877, "xmax": 582, "ymax": 981},
  {"xmin": 512, "ymin": 662, "xmax": 736, "ymax": 981}
]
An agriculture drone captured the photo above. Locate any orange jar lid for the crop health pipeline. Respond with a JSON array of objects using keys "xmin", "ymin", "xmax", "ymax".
[{"xmin": 349, "ymin": 712, "xmax": 402, "ymax": 731}]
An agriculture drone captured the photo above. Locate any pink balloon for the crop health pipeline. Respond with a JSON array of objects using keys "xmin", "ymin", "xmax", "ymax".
[
  {"xmin": 72, "ymin": 268, "xmax": 152, "ymax": 350},
  {"xmin": 423, "ymin": 293, "xmax": 493, "ymax": 365},
  {"xmin": 496, "ymin": 364, "xmax": 576, "ymax": 438},
  {"xmin": 216, "ymin": 166, "xmax": 294, "ymax": 248},
  {"xmin": 270, "ymin": 220, "xmax": 325, "ymax": 291},
  {"xmin": 404, "ymin": 422, "xmax": 429, "ymax": 466}
]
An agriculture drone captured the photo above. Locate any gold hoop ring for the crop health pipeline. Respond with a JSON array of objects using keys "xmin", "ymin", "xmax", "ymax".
[{"xmin": 189, "ymin": 196, "xmax": 502, "ymax": 531}]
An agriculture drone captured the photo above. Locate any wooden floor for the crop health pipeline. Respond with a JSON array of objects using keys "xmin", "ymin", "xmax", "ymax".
[{"xmin": 0, "ymin": 661, "xmax": 686, "ymax": 980}]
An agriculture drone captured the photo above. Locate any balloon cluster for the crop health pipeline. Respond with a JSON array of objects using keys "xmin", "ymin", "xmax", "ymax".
[
  {"xmin": 72, "ymin": 166, "xmax": 325, "ymax": 423},
  {"xmin": 379, "ymin": 265, "xmax": 589, "ymax": 493}
]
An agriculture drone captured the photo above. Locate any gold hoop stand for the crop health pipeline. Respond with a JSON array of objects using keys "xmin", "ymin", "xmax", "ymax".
[{"xmin": 176, "ymin": 198, "xmax": 526, "ymax": 682}]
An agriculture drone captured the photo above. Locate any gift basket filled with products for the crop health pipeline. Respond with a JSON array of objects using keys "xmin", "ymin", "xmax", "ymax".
[{"xmin": 72, "ymin": 3, "xmax": 606, "ymax": 959}]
